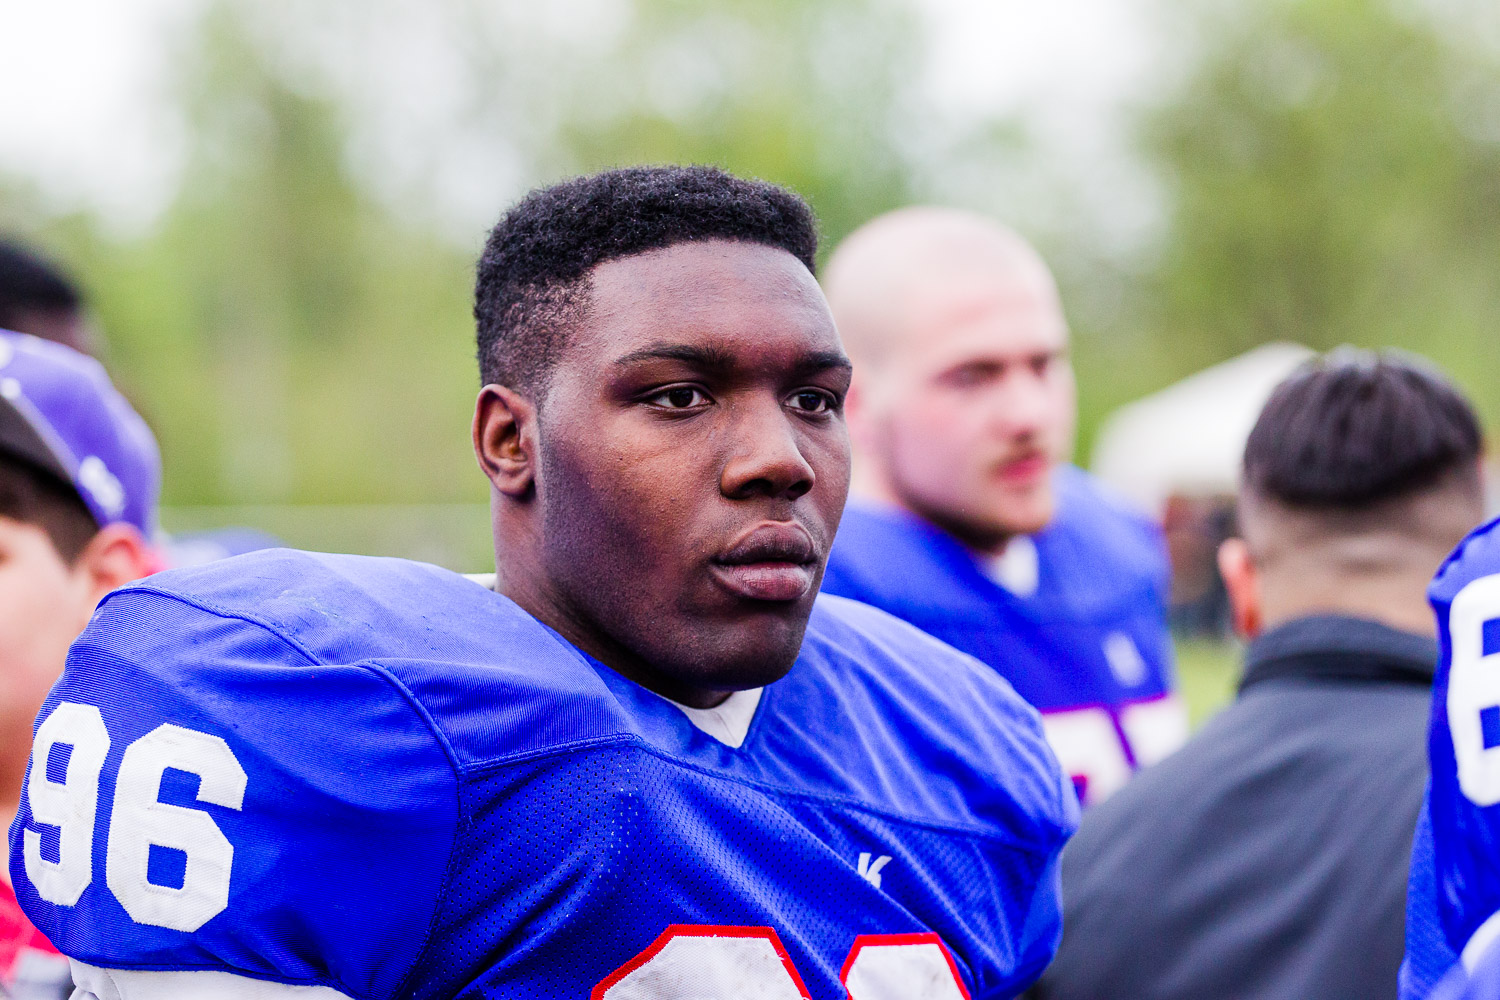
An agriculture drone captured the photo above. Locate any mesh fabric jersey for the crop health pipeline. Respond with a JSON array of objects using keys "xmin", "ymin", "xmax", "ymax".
[{"xmin": 9, "ymin": 549, "xmax": 1076, "ymax": 999}]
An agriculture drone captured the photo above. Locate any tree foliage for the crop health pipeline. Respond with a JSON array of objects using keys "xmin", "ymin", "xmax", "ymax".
[
  {"xmin": 5, "ymin": 0, "xmax": 1498, "ymax": 565},
  {"xmin": 1126, "ymin": 0, "xmax": 1500, "ymax": 427}
]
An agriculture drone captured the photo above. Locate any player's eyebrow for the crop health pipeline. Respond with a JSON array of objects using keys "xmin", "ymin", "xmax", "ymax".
[
  {"xmin": 611, "ymin": 344, "xmax": 853, "ymax": 376},
  {"xmin": 612, "ymin": 343, "xmax": 738, "ymax": 370},
  {"xmin": 789, "ymin": 350, "xmax": 854, "ymax": 377}
]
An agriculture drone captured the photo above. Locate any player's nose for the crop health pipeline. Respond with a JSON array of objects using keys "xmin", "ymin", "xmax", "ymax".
[
  {"xmin": 988, "ymin": 369, "xmax": 1054, "ymax": 437},
  {"xmin": 720, "ymin": 397, "xmax": 816, "ymax": 502}
]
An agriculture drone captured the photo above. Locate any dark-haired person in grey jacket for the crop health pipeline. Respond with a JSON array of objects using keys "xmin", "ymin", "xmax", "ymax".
[{"xmin": 1034, "ymin": 348, "xmax": 1487, "ymax": 1000}]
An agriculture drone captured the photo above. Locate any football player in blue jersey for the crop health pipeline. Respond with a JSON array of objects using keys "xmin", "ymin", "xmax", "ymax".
[
  {"xmin": 819, "ymin": 208, "xmax": 1181, "ymax": 806},
  {"xmin": 1429, "ymin": 938, "xmax": 1500, "ymax": 1000},
  {"xmin": 8, "ymin": 166, "xmax": 1077, "ymax": 999},
  {"xmin": 1403, "ymin": 512, "xmax": 1500, "ymax": 999}
]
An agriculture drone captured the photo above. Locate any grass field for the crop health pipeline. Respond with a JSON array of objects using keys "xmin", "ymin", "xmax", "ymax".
[{"xmin": 1175, "ymin": 638, "xmax": 1242, "ymax": 729}]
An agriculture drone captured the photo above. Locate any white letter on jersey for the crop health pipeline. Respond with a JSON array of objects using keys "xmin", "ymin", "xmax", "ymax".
[
  {"xmin": 1448, "ymin": 574, "xmax": 1500, "ymax": 806},
  {"xmin": 106, "ymin": 724, "xmax": 247, "ymax": 932},
  {"xmin": 842, "ymin": 934, "xmax": 971, "ymax": 1000},
  {"xmin": 857, "ymin": 853, "xmax": 892, "ymax": 889},
  {"xmin": 594, "ymin": 926, "xmax": 811, "ymax": 1000},
  {"xmin": 24, "ymin": 703, "xmax": 111, "ymax": 906}
]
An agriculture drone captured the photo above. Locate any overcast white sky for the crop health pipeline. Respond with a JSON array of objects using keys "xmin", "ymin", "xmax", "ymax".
[{"xmin": 0, "ymin": 0, "xmax": 1160, "ymax": 236}]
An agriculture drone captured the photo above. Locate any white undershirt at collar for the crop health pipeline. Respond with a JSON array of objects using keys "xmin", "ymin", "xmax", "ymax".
[
  {"xmin": 982, "ymin": 535, "xmax": 1039, "ymax": 597},
  {"xmin": 668, "ymin": 688, "xmax": 763, "ymax": 748}
]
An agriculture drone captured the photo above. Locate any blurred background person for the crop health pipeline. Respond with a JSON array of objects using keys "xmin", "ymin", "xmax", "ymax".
[
  {"xmin": 0, "ymin": 239, "xmax": 97, "ymax": 355},
  {"xmin": 1036, "ymin": 349, "xmax": 1486, "ymax": 1000},
  {"xmin": 0, "ymin": 236, "xmax": 273, "ymax": 568},
  {"xmin": 820, "ymin": 207, "xmax": 1182, "ymax": 806},
  {"xmin": 0, "ymin": 330, "xmax": 160, "ymax": 998}
]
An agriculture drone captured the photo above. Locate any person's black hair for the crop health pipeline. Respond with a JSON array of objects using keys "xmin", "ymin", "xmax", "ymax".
[
  {"xmin": 474, "ymin": 165, "xmax": 819, "ymax": 392},
  {"xmin": 1244, "ymin": 348, "xmax": 1483, "ymax": 509},
  {"xmin": 0, "ymin": 238, "xmax": 82, "ymax": 330},
  {"xmin": 0, "ymin": 454, "xmax": 97, "ymax": 563}
]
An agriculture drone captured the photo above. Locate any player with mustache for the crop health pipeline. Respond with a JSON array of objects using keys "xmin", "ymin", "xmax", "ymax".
[
  {"xmin": 8, "ymin": 168, "xmax": 1075, "ymax": 999},
  {"xmin": 820, "ymin": 208, "xmax": 1183, "ymax": 807}
]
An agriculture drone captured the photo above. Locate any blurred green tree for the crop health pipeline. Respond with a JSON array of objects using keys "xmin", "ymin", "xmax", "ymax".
[
  {"xmin": 31, "ymin": 3, "xmax": 483, "ymax": 512},
  {"xmin": 1117, "ymin": 0, "xmax": 1500, "ymax": 427},
  {"xmin": 0, "ymin": 0, "xmax": 940, "ymax": 564},
  {"xmin": 528, "ymin": 0, "xmax": 922, "ymax": 252}
]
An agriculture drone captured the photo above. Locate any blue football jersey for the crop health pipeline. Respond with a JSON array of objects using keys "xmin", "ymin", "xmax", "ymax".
[
  {"xmin": 822, "ymin": 466, "xmax": 1183, "ymax": 806},
  {"xmin": 1403, "ymin": 516, "xmax": 1500, "ymax": 998},
  {"xmin": 1430, "ymin": 930, "xmax": 1500, "ymax": 1000},
  {"xmin": 9, "ymin": 549, "xmax": 1077, "ymax": 999}
]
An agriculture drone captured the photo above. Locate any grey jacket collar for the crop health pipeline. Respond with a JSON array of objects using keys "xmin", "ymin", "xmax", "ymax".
[{"xmin": 1239, "ymin": 613, "xmax": 1438, "ymax": 695}]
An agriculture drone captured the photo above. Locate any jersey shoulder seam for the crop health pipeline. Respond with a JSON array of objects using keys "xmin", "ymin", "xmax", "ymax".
[
  {"xmin": 351, "ymin": 661, "xmax": 466, "ymax": 996},
  {"xmin": 101, "ymin": 584, "xmax": 329, "ymax": 668},
  {"xmin": 462, "ymin": 733, "xmax": 1061, "ymax": 852},
  {"xmin": 91, "ymin": 587, "xmax": 464, "ymax": 998}
]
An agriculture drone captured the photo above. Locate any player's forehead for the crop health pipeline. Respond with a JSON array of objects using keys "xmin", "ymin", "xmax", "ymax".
[
  {"xmin": 572, "ymin": 240, "xmax": 842, "ymax": 370},
  {"xmin": 902, "ymin": 275, "xmax": 1068, "ymax": 368}
]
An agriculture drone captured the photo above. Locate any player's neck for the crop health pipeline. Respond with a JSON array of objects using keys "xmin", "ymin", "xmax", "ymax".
[
  {"xmin": 494, "ymin": 557, "xmax": 734, "ymax": 710},
  {"xmin": 858, "ymin": 471, "xmax": 1023, "ymax": 557},
  {"xmin": 911, "ymin": 503, "xmax": 1017, "ymax": 558}
]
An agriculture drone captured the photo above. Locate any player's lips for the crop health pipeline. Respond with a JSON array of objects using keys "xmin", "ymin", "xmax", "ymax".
[
  {"xmin": 994, "ymin": 452, "xmax": 1050, "ymax": 485},
  {"xmin": 711, "ymin": 523, "xmax": 818, "ymax": 602}
]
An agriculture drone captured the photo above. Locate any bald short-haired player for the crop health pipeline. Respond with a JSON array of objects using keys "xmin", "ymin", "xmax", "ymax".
[
  {"xmin": 820, "ymin": 208, "xmax": 1184, "ymax": 806},
  {"xmin": 10, "ymin": 168, "xmax": 1075, "ymax": 999}
]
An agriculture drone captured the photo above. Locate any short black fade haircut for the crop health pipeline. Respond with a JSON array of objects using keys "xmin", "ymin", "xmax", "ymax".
[
  {"xmin": 0, "ymin": 238, "xmax": 82, "ymax": 330},
  {"xmin": 1244, "ymin": 348, "xmax": 1483, "ymax": 509},
  {"xmin": 474, "ymin": 165, "xmax": 819, "ymax": 392},
  {"xmin": 0, "ymin": 453, "xmax": 98, "ymax": 563}
]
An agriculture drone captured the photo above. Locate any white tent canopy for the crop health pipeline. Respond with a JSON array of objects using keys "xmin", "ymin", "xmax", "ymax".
[{"xmin": 1089, "ymin": 343, "xmax": 1315, "ymax": 516}]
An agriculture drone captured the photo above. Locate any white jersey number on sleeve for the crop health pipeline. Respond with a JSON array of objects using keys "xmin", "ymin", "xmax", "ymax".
[
  {"xmin": 22, "ymin": 703, "xmax": 248, "ymax": 931},
  {"xmin": 1447, "ymin": 574, "xmax": 1500, "ymax": 806},
  {"xmin": 106, "ymin": 724, "xmax": 248, "ymax": 932},
  {"xmin": 24, "ymin": 702, "xmax": 111, "ymax": 906}
]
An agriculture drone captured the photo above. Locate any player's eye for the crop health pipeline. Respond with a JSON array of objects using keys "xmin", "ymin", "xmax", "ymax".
[
  {"xmin": 941, "ymin": 362, "xmax": 1003, "ymax": 389},
  {"xmin": 786, "ymin": 389, "xmax": 836, "ymax": 414},
  {"xmin": 646, "ymin": 386, "xmax": 710, "ymax": 410}
]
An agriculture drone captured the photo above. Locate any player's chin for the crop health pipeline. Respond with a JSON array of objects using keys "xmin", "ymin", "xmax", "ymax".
[
  {"xmin": 986, "ymin": 488, "xmax": 1055, "ymax": 536},
  {"xmin": 696, "ymin": 608, "xmax": 812, "ymax": 686}
]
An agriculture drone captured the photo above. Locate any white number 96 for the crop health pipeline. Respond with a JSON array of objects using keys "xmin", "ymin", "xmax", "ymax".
[{"xmin": 23, "ymin": 701, "xmax": 247, "ymax": 932}]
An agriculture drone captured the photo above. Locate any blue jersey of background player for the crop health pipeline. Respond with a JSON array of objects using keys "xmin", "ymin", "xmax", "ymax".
[
  {"xmin": 819, "ymin": 208, "xmax": 1182, "ymax": 806},
  {"xmin": 8, "ymin": 167, "xmax": 1077, "ymax": 999},
  {"xmin": 1404, "ymin": 514, "xmax": 1500, "ymax": 998}
]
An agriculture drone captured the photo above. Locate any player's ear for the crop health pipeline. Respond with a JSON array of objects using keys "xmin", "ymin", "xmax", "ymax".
[
  {"xmin": 1217, "ymin": 536, "xmax": 1262, "ymax": 640},
  {"xmin": 75, "ymin": 523, "xmax": 156, "ymax": 608},
  {"xmin": 473, "ymin": 384, "xmax": 536, "ymax": 499}
]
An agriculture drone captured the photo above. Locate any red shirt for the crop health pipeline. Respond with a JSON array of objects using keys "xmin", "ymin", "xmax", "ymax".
[{"xmin": 0, "ymin": 878, "xmax": 70, "ymax": 998}]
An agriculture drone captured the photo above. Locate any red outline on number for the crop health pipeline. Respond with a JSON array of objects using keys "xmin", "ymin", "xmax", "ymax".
[
  {"xmin": 591, "ymin": 924, "xmax": 813, "ymax": 1000},
  {"xmin": 839, "ymin": 932, "xmax": 972, "ymax": 1000}
]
